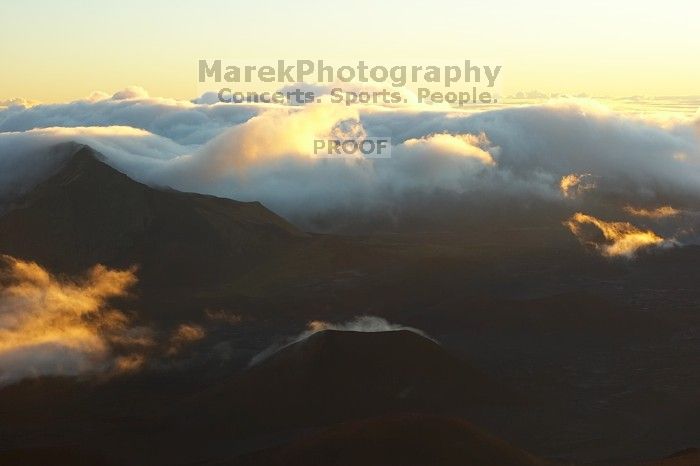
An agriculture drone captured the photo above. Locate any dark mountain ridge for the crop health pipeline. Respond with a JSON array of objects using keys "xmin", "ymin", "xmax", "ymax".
[{"xmin": 0, "ymin": 143, "xmax": 306, "ymax": 287}]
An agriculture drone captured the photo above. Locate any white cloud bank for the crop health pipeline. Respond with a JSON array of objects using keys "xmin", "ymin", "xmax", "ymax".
[{"xmin": 1, "ymin": 89, "xmax": 700, "ymax": 248}]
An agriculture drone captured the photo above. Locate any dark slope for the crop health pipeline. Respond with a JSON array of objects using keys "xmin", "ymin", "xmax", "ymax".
[
  {"xmin": 0, "ymin": 447, "xmax": 115, "ymax": 466},
  {"xmin": 632, "ymin": 449, "xmax": 700, "ymax": 466},
  {"xmin": 0, "ymin": 143, "xmax": 305, "ymax": 286},
  {"xmin": 178, "ymin": 329, "xmax": 518, "ymax": 453},
  {"xmin": 235, "ymin": 329, "xmax": 517, "ymax": 413},
  {"xmin": 223, "ymin": 414, "xmax": 551, "ymax": 466},
  {"xmin": 0, "ymin": 330, "xmax": 521, "ymax": 466}
]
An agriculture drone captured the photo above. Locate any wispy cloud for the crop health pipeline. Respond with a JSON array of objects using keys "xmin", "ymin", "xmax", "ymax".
[
  {"xmin": 0, "ymin": 256, "xmax": 151, "ymax": 385},
  {"xmin": 565, "ymin": 213, "xmax": 676, "ymax": 258},
  {"xmin": 560, "ymin": 173, "xmax": 596, "ymax": 198},
  {"xmin": 166, "ymin": 324, "xmax": 205, "ymax": 356},
  {"xmin": 624, "ymin": 205, "xmax": 681, "ymax": 218}
]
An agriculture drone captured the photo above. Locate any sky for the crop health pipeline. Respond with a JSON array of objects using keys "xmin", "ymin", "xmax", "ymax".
[{"xmin": 1, "ymin": 0, "xmax": 699, "ymax": 102}]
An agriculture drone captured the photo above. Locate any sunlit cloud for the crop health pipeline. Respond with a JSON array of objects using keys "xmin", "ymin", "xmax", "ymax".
[
  {"xmin": 560, "ymin": 173, "xmax": 596, "ymax": 198},
  {"xmin": 166, "ymin": 323, "xmax": 205, "ymax": 356},
  {"xmin": 196, "ymin": 103, "xmax": 359, "ymax": 174},
  {"xmin": 564, "ymin": 212, "xmax": 676, "ymax": 258},
  {"xmin": 114, "ymin": 353, "xmax": 147, "ymax": 373},
  {"xmin": 624, "ymin": 205, "xmax": 681, "ymax": 218},
  {"xmin": 112, "ymin": 86, "xmax": 150, "ymax": 101},
  {"xmin": 402, "ymin": 133, "xmax": 495, "ymax": 165},
  {"xmin": 0, "ymin": 256, "xmax": 151, "ymax": 385}
]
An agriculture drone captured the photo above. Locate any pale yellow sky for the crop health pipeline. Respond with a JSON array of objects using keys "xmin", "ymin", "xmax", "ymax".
[{"xmin": 1, "ymin": 0, "xmax": 698, "ymax": 102}]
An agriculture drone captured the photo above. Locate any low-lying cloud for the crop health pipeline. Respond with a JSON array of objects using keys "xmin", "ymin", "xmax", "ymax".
[
  {"xmin": 623, "ymin": 205, "xmax": 681, "ymax": 218},
  {"xmin": 1, "ymin": 89, "xmax": 700, "ymax": 244},
  {"xmin": 0, "ymin": 255, "xmax": 151, "ymax": 385},
  {"xmin": 166, "ymin": 323, "xmax": 206, "ymax": 356},
  {"xmin": 0, "ymin": 89, "xmax": 259, "ymax": 145},
  {"xmin": 564, "ymin": 212, "xmax": 677, "ymax": 258},
  {"xmin": 560, "ymin": 173, "xmax": 597, "ymax": 198}
]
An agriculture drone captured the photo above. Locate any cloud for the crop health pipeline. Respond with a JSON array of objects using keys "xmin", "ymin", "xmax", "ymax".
[
  {"xmin": 204, "ymin": 309, "xmax": 243, "ymax": 325},
  {"xmin": 564, "ymin": 212, "xmax": 677, "ymax": 258},
  {"xmin": 560, "ymin": 173, "xmax": 596, "ymax": 198},
  {"xmin": 403, "ymin": 132, "xmax": 495, "ymax": 164},
  {"xmin": 1, "ymin": 94, "xmax": 699, "ymax": 240},
  {"xmin": 191, "ymin": 103, "xmax": 359, "ymax": 174},
  {"xmin": 0, "ymin": 256, "xmax": 151, "ymax": 385},
  {"xmin": 249, "ymin": 316, "xmax": 432, "ymax": 366},
  {"xmin": 111, "ymin": 86, "xmax": 150, "ymax": 100},
  {"xmin": 166, "ymin": 324, "xmax": 205, "ymax": 356},
  {"xmin": 306, "ymin": 315, "xmax": 432, "ymax": 338},
  {"xmin": 0, "ymin": 127, "xmax": 188, "ymax": 207},
  {"xmin": 0, "ymin": 97, "xmax": 40, "ymax": 108},
  {"xmin": 0, "ymin": 87, "xmax": 260, "ymax": 145},
  {"xmin": 176, "ymin": 99, "xmax": 700, "ymax": 230},
  {"xmin": 624, "ymin": 205, "xmax": 681, "ymax": 218}
]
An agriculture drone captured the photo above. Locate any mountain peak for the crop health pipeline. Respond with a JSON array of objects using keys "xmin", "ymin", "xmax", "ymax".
[
  {"xmin": 44, "ymin": 143, "xmax": 135, "ymax": 190},
  {"xmin": 0, "ymin": 143, "xmax": 305, "ymax": 285},
  {"xmin": 186, "ymin": 328, "xmax": 516, "ymax": 435},
  {"xmin": 272, "ymin": 329, "xmax": 441, "ymax": 365},
  {"xmin": 253, "ymin": 329, "xmax": 501, "ymax": 402},
  {"xmin": 64, "ymin": 143, "xmax": 107, "ymax": 166}
]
